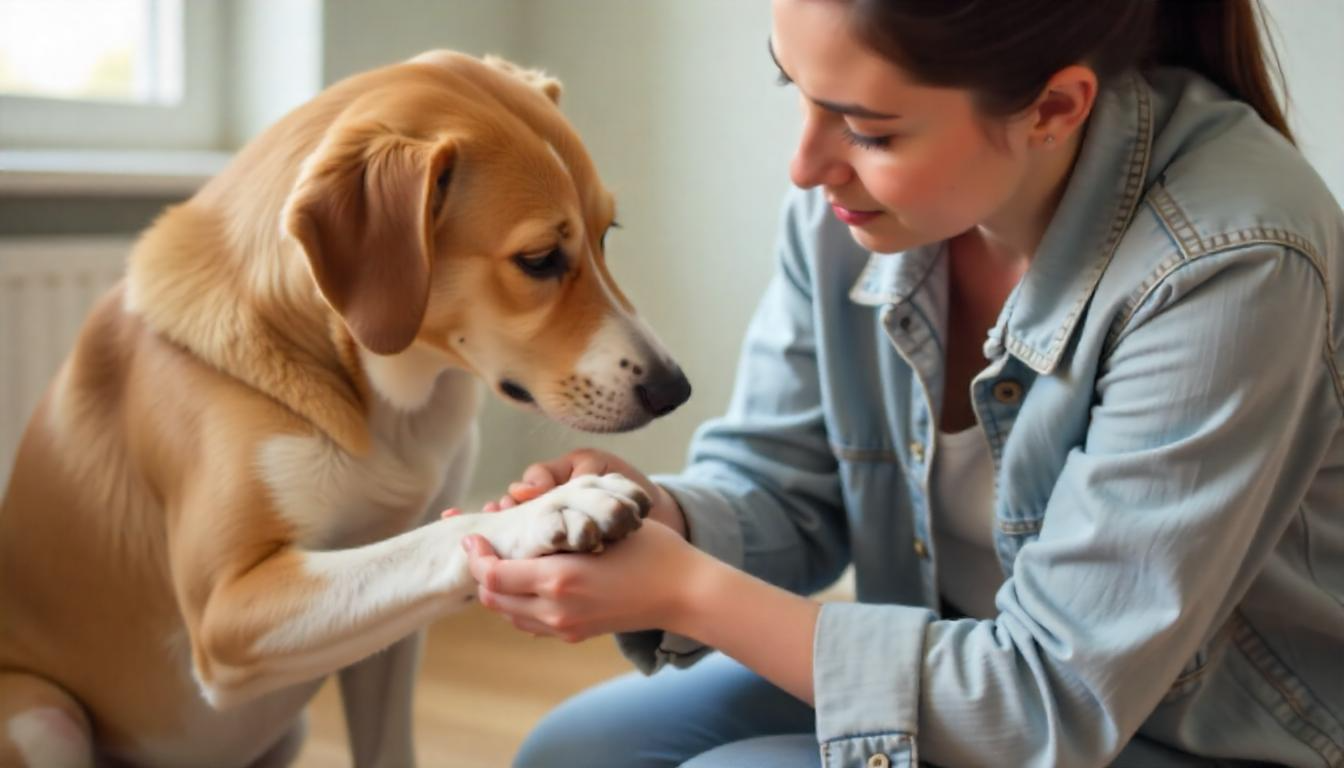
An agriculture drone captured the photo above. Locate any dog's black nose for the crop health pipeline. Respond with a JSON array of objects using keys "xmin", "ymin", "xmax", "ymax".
[{"xmin": 635, "ymin": 367, "xmax": 692, "ymax": 417}]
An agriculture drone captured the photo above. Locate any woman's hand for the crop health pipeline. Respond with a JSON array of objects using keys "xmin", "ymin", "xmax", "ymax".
[
  {"xmin": 460, "ymin": 448, "xmax": 688, "ymax": 538},
  {"xmin": 462, "ymin": 520, "xmax": 713, "ymax": 643}
]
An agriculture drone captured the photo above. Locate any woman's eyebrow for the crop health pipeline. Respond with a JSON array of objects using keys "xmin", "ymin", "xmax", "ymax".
[{"xmin": 766, "ymin": 37, "xmax": 901, "ymax": 121}]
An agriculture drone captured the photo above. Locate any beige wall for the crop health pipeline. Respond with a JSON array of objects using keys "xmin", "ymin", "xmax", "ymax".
[{"xmin": 479, "ymin": 1, "xmax": 800, "ymax": 492}]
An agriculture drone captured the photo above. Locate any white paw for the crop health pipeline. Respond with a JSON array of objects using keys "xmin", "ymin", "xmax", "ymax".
[{"xmin": 486, "ymin": 473, "xmax": 650, "ymax": 559}]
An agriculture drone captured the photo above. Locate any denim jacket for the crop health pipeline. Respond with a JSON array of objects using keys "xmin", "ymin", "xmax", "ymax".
[{"xmin": 619, "ymin": 67, "xmax": 1344, "ymax": 767}]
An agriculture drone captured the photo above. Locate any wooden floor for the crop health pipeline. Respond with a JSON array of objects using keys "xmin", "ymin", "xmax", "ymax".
[{"xmin": 293, "ymin": 604, "xmax": 631, "ymax": 768}]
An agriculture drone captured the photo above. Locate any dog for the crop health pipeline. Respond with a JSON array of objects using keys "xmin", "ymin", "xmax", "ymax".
[{"xmin": 0, "ymin": 50, "xmax": 690, "ymax": 767}]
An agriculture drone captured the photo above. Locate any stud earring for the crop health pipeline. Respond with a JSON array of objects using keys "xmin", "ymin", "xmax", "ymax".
[{"xmin": 1044, "ymin": 135, "xmax": 1056, "ymax": 146}]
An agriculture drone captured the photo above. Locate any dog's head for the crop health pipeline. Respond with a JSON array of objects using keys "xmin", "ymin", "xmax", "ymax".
[{"xmin": 281, "ymin": 51, "xmax": 689, "ymax": 432}]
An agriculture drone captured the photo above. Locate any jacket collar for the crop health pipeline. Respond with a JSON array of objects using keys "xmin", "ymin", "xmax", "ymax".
[{"xmin": 850, "ymin": 70, "xmax": 1155, "ymax": 375}]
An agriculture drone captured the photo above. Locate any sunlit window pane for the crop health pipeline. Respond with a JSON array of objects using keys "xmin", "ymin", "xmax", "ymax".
[{"xmin": 0, "ymin": 0, "xmax": 182, "ymax": 104}]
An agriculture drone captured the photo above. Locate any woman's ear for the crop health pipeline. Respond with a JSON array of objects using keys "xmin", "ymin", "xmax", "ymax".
[
  {"xmin": 283, "ymin": 123, "xmax": 457, "ymax": 355},
  {"xmin": 1030, "ymin": 65, "xmax": 1099, "ymax": 148}
]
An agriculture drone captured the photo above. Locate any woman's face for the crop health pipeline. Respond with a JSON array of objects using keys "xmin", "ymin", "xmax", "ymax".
[{"xmin": 771, "ymin": 0, "xmax": 1038, "ymax": 254}]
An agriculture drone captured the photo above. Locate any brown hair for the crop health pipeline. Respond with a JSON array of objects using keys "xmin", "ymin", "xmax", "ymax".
[{"xmin": 845, "ymin": 0, "xmax": 1294, "ymax": 144}]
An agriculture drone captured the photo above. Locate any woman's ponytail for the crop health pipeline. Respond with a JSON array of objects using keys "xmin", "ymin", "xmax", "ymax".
[{"xmin": 1152, "ymin": 1, "xmax": 1294, "ymax": 144}]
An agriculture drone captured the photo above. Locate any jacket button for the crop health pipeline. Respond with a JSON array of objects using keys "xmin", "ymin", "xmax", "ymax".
[
  {"xmin": 992, "ymin": 379, "xmax": 1023, "ymax": 404},
  {"xmin": 868, "ymin": 754, "xmax": 891, "ymax": 768},
  {"xmin": 912, "ymin": 538, "xmax": 928, "ymax": 559},
  {"xmin": 909, "ymin": 441, "xmax": 925, "ymax": 462}
]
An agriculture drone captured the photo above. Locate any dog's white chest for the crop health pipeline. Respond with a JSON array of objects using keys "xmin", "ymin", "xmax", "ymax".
[{"xmin": 258, "ymin": 369, "xmax": 481, "ymax": 549}]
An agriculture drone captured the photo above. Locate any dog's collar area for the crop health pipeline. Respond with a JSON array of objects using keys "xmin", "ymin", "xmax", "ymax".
[{"xmin": 499, "ymin": 379, "xmax": 535, "ymax": 404}]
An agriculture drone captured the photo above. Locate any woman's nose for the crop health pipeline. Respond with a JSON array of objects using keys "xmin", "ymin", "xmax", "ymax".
[{"xmin": 789, "ymin": 115, "xmax": 851, "ymax": 190}]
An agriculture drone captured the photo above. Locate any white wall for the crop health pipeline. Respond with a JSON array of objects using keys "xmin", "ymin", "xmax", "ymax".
[
  {"xmin": 1262, "ymin": 0, "xmax": 1344, "ymax": 206},
  {"xmin": 489, "ymin": 1, "xmax": 799, "ymax": 491},
  {"xmin": 321, "ymin": 0, "xmax": 526, "ymax": 84},
  {"xmin": 224, "ymin": 0, "xmax": 323, "ymax": 147}
]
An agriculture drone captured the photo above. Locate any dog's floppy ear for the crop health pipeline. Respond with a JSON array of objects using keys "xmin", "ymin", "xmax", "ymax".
[
  {"xmin": 284, "ymin": 123, "xmax": 456, "ymax": 355},
  {"xmin": 483, "ymin": 54, "xmax": 563, "ymax": 105}
]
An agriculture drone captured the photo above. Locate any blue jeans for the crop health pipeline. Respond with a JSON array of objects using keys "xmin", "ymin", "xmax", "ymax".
[
  {"xmin": 514, "ymin": 653, "xmax": 818, "ymax": 768},
  {"xmin": 514, "ymin": 651, "xmax": 1252, "ymax": 767}
]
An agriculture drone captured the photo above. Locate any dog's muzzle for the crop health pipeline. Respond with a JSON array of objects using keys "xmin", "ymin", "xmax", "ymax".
[{"xmin": 634, "ymin": 364, "xmax": 692, "ymax": 417}]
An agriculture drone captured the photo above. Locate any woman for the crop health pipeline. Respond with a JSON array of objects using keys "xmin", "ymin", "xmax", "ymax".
[{"xmin": 460, "ymin": 0, "xmax": 1344, "ymax": 765}]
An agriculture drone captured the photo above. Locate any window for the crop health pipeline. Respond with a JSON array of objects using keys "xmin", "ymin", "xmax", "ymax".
[
  {"xmin": 0, "ymin": 0, "xmax": 222, "ymax": 151},
  {"xmin": 0, "ymin": 0, "xmax": 183, "ymax": 105}
]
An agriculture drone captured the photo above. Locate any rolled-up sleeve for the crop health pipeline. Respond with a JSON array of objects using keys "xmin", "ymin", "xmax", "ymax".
[
  {"xmin": 813, "ymin": 246, "xmax": 1337, "ymax": 766},
  {"xmin": 617, "ymin": 189, "xmax": 851, "ymax": 674}
]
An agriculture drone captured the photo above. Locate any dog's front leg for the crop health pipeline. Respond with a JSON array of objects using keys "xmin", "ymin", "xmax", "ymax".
[
  {"xmin": 333, "ymin": 428, "xmax": 476, "ymax": 768},
  {"xmin": 338, "ymin": 629, "xmax": 423, "ymax": 768},
  {"xmin": 180, "ymin": 473, "xmax": 649, "ymax": 710}
]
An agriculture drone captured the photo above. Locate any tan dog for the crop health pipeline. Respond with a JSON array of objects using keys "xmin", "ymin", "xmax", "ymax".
[{"xmin": 0, "ymin": 50, "xmax": 689, "ymax": 767}]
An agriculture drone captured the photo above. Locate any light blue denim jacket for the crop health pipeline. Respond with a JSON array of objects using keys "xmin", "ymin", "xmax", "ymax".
[{"xmin": 619, "ymin": 67, "xmax": 1344, "ymax": 767}]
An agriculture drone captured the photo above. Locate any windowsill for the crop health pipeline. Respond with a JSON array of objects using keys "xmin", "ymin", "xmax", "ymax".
[{"xmin": 0, "ymin": 149, "xmax": 232, "ymax": 198}]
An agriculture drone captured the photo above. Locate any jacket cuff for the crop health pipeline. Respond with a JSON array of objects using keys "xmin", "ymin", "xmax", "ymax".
[
  {"xmin": 613, "ymin": 477, "xmax": 746, "ymax": 675},
  {"xmin": 814, "ymin": 602, "xmax": 933, "ymax": 766},
  {"xmin": 655, "ymin": 474, "xmax": 746, "ymax": 570}
]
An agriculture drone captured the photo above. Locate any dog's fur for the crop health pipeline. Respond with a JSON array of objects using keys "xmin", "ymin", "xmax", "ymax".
[{"xmin": 0, "ymin": 50, "xmax": 688, "ymax": 767}]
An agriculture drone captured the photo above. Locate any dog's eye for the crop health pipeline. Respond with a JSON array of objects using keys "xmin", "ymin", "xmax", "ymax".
[{"xmin": 513, "ymin": 248, "xmax": 568, "ymax": 280}]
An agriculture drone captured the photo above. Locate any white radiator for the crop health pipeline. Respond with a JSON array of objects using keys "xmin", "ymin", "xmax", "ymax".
[{"xmin": 0, "ymin": 237, "xmax": 131, "ymax": 491}]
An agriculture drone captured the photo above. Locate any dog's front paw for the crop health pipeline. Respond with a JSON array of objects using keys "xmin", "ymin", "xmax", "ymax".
[{"xmin": 490, "ymin": 473, "xmax": 651, "ymax": 559}]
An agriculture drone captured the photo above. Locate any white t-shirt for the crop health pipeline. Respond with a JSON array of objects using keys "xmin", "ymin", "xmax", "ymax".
[{"xmin": 931, "ymin": 425, "xmax": 1004, "ymax": 619}]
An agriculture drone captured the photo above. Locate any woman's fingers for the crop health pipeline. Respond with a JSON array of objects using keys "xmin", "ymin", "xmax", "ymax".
[
  {"xmin": 477, "ymin": 585, "xmax": 539, "ymax": 614},
  {"xmin": 463, "ymin": 536, "xmax": 547, "ymax": 595},
  {"xmin": 491, "ymin": 449, "xmax": 632, "ymax": 511},
  {"xmin": 484, "ymin": 589, "xmax": 587, "ymax": 643},
  {"xmin": 568, "ymin": 450, "xmax": 616, "ymax": 478},
  {"xmin": 506, "ymin": 482, "xmax": 544, "ymax": 503},
  {"xmin": 521, "ymin": 460, "xmax": 567, "ymax": 489},
  {"xmin": 508, "ymin": 616, "xmax": 555, "ymax": 638}
]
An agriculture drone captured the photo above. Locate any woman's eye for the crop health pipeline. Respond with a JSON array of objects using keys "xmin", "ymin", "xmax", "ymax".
[
  {"xmin": 842, "ymin": 126, "xmax": 893, "ymax": 150},
  {"xmin": 513, "ymin": 248, "xmax": 568, "ymax": 280}
]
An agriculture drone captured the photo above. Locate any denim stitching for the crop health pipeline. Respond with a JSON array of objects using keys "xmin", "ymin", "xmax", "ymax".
[
  {"xmin": 1231, "ymin": 612, "xmax": 1344, "ymax": 766},
  {"xmin": 1162, "ymin": 638, "xmax": 1222, "ymax": 703},
  {"xmin": 821, "ymin": 733, "xmax": 915, "ymax": 767},
  {"xmin": 1150, "ymin": 184, "xmax": 1204, "ymax": 257},
  {"xmin": 1107, "ymin": 194, "xmax": 1338, "ymax": 396},
  {"xmin": 1162, "ymin": 658, "xmax": 1213, "ymax": 701},
  {"xmin": 1324, "ymin": 348, "xmax": 1344, "ymax": 412},
  {"xmin": 1135, "ymin": 184, "xmax": 1333, "ymax": 344},
  {"xmin": 1004, "ymin": 72, "xmax": 1153, "ymax": 374},
  {"xmin": 1223, "ymin": 658, "xmax": 1339, "ymax": 768},
  {"xmin": 850, "ymin": 247, "xmax": 942, "ymax": 306},
  {"xmin": 998, "ymin": 518, "xmax": 1043, "ymax": 535},
  {"xmin": 832, "ymin": 444, "xmax": 899, "ymax": 463}
]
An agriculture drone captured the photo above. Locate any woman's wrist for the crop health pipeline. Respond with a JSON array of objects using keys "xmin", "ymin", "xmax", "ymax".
[{"xmin": 661, "ymin": 545, "xmax": 733, "ymax": 640}]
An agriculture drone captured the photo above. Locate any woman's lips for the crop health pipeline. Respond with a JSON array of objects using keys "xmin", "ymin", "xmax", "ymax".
[{"xmin": 830, "ymin": 203, "xmax": 881, "ymax": 226}]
